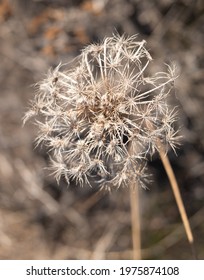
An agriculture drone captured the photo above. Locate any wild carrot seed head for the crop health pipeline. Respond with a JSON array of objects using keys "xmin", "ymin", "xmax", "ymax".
[{"xmin": 24, "ymin": 34, "xmax": 179, "ymax": 189}]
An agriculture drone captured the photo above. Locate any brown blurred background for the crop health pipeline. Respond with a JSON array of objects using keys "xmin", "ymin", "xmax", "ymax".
[{"xmin": 0, "ymin": 0, "xmax": 204, "ymax": 259}]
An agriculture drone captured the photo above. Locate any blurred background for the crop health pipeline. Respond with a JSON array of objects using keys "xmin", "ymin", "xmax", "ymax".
[{"xmin": 0, "ymin": 0, "xmax": 204, "ymax": 259}]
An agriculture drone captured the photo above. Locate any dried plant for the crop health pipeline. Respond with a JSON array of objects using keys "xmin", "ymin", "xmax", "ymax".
[
  {"xmin": 24, "ymin": 34, "xmax": 178, "ymax": 189},
  {"xmin": 24, "ymin": 34, "xmax": 195, "ymax": 259}
]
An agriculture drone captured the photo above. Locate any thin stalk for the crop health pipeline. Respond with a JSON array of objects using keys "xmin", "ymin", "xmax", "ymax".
[
  {"xmin": 130, "ymin": 184, "xmax": 141, "ymax": 259},
  {"xmin": 128, "ymin": 142, "xmax": 142, "ymax": 260},
  {"xmin": 159, "ymin": 147, "xmax": 196, "ymax": 259}
]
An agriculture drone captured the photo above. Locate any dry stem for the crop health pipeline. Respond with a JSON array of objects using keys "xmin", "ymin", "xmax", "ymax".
[
  {"xmin": 130, "ymin": 185, "xmax": 141, "ymax": 259},
  {"xmin": 128, "ymin": 141, "xmax": 142, "ymax": 260},
  {"xmin": 159, "ymin": 147, "xmax": 196, "ymax": 259}
]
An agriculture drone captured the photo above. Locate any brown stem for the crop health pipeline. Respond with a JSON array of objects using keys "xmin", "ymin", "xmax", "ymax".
[
  {"xmin": 130, "ymin": 185, "xmax": 141, "ymax": 259},
  {"xmin": 159, "ymin": 147, "xmax": 196, "ymax": 259}
]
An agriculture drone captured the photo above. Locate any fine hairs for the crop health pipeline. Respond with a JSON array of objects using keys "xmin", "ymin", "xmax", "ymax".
[{"xmin": 24, "ymin": 34, "xmax": 179, "ymax": 190}]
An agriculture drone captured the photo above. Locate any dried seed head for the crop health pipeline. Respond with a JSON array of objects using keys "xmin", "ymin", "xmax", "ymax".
[{"xmin": 24, "ymin": 34, "xmax": 179, "ymax": 189}]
